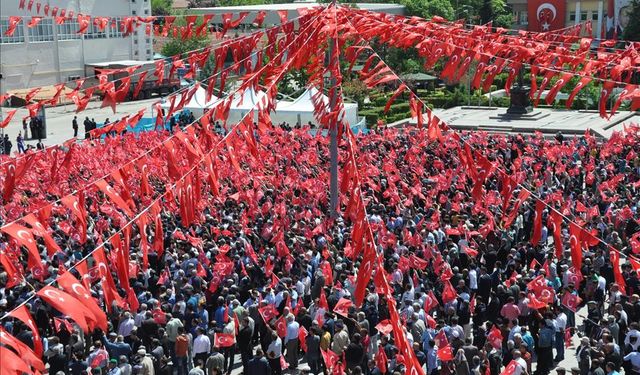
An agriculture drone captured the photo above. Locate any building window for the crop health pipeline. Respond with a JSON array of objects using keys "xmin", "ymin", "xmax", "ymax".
[
  {"xmin": 132, "ymin": 10, "xmax": 137, "ymax": 15},
  {"xmin": 68, "ymin": 75, "xmax": 81, "ymax": 81},
  {"xmin": 518, "ymin": 11, "xmax": 528, "ymax": 25},
  {"xmin": 569, "ymin": 12, "xmax": 576, "ymax": 21},
  {"xmin": 144, "ymin": 9, "xmax": 149, "ymax": 15},
  {"xmin": 591, "ymin": 12, "xmax": 599, "ymax": 20},
  {"xmin": 0, "ymin": 18, "xmax": 25, "ymax": 44},
  {"xmin": 84, "ymin": 21, "xmax": 107, "ymax": 39},
  {"xmin": 57, "ymin": 21, "xmax": 81, "ymax": 40},
  {"xmin": 110, "ymin": 17, "xmax": 124, "ymax": 38},
  {"xmin": 28, "ymin": 18, "xmax": 54, "ymax": 42},
  {"xmin": 580, "ymin": 11, "xmax": 588, "ymax": 21}
]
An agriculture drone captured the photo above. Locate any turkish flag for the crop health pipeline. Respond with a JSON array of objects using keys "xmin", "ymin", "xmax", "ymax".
[
  {"xmin": 333, "ymin": 298, "xmax": 353, "ymax": 318},
  {"xmin": 531, "ymin": 200, "xmax": 545, "ymax": 245},
  {"xmin": 501, "ymin": 360, "xmax": 519, "ymax": 375},
  {"xmin": 424, "ymin": 290, "xmax": 440, "ymax": 312},
  {"xmin": 57, "ymin": 271, "xmax": 108, "ymax": 331},
  {"xmin": 0, "ymin": 326, "xmax": 45, "ymax": 372},
  {"xmin": 375, "ymin": 320, "xmax": 394, "ymax": 336},
  {"xmin": 375, "ymin": 345, "xmax": 388, "ymax": 373},
  {"xmin": 36, "ymin": 286, "xmax": 95, "ymax": 333},
  {"xmin": 442, "ymin": 279, "xmax": 458, "ymax": 304},
  {"xmin": 569, "ymin": 222, "xmax": 583, "ymax": 270},
  {"xmin": 561, "ymin": 292, "xmax": 582, "ymax": 313},
  {"xmin": 7, "ymin": 305, "xmax": 43, "ymax": 357},
  {"xmin": 275, "ymin": 316, "xmax": 287, "ymax": 338},
  {"xmin": 434, "ymin": 330, "xmax": 449, "ymax": 348},
  {"xmin": 438, "ymin": 345, "xmax": 455, "ymax": 361},
  {"xmin": 528, "ymin": 0, "xmax": 565, "ymax": 31},
  {"xmin": 299, "ymin": 326, "xmax": 308, "ymax": 352},
  {"xmin": 488, "ymin": 325, "xmax": 503, "ymax": 349},
  {"xmin": 0, "ymin": 346, "xmax": 35, "ymax": 375},
  {"xmin": 258, "ymin": 304, "xmax": 278, "ymax": 324}
]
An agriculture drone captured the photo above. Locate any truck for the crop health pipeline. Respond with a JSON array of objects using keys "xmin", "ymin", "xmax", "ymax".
[{"xmin": 85, "ymin": 60, "xmax": 182, "ymax": 101}]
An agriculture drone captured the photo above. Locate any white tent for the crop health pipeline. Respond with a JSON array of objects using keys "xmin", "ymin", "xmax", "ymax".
[
  {"xmin": 161, "ymin": 85, "xmax": 359, "ymax": 127},
  {"xmin": 160, "ymin": 86, "xmax": 219, "ymax": 118},
  {"xmin": 275, "ymin": 87, "xmax": 359, "ymax": 126}
]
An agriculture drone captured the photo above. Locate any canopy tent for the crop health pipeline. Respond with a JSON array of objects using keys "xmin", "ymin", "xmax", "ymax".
[
  {"xmin": 159, "ymin": 86, "xmax": 220, "ymax": 118},
  {"xmin": 161, "ymin": 85, "xmax": 359, "ymax": 127},
  {"xmin": 276, "ymin": 87, "xmax": 359, "ymax": 126}
]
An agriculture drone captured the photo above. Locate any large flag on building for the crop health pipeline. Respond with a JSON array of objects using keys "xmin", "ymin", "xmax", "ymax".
[{"xmin": 528, "ymin": 0, "xmax": 566, "ymax": 31}]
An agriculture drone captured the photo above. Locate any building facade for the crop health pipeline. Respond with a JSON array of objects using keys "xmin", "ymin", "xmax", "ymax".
[
  {"xmin": 0, "ymin": 0, "xmax": 153, "ymax": 92},
  {"xmin": 508, "ymin": 0, "xmax": 632, "ymax": 39}
]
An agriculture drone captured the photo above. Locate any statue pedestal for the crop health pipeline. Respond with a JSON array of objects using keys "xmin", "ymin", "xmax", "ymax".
[{"xmin": 507, "ymin": 86, "xmax": 532, "ymax": 115}]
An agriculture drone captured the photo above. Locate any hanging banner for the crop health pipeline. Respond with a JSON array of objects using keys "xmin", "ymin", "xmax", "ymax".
[{"xmin": 528, "ymin": 0, "xmax": 566, "ymax": 32}]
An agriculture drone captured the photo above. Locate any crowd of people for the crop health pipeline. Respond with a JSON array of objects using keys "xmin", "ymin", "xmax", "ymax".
[{"xmin": 1, "ymin": 123, "xmax": 640, "ymax": 375}]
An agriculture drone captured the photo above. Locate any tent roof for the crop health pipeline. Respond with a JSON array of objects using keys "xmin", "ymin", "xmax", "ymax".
[
  {"xmin": 160, "ymin": 85, "xmax": 219, "ymax": 110},
  {"xmin": 401, "ymin": 73, "xmax": 437, "ymax": 81}
]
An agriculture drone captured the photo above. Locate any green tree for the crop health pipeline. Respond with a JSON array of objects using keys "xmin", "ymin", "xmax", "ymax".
[
  {"xmin": 623, "ymin": 0, "xmax": 640, "ymax": 41},
  {"xmin": 478, "ymin": 0, "xmax": 512, "ymax": 27},
  {"xmin": 401, "ymin": 0, "xmax": 454, "ymax": 20},
  {"xmin": 151, "ymin": 0, "xmax": 173, "ymax": 16},
  {"xmin": 161, "ymin": 34, "xmax": 210, "ymax": 57},
  {"xmin": 479, "ymin": 0, "xmax": 494, "ymax": 24}
]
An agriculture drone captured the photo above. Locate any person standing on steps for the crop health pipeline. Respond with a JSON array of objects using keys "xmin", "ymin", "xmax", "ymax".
[{"xmin": 72, "ymin": 116, "xmax": 78, "ymax": 137}]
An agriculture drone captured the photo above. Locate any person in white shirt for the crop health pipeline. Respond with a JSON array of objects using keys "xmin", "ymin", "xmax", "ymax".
[
  {"xmin": 554, "ymin": 310, "xmax": 568, "ymax": 362},
  {"xmin": 285, "ymin": 314, "xmax": 300, "ymax": 369},
  {"xmin": 118, "ymin": 312, "xmax": 136, "ymax": 338},
  {"xmin": 192, "ymin": 327, "xmax": 211, "ymax": 364},
  {"xmin": 513, "ymin": 350, "xmax": 528, "ymax": 375},
  {"xmin": 468, "ymin": 266, "xmax": 478, "ymax": 292},
  {"xmin": 267, "ymin": 331, "xmax": 283, "ymax": 375},
  {"xmin": 134, "ymin": 304, "xmax": 147, "ymax": 327}
]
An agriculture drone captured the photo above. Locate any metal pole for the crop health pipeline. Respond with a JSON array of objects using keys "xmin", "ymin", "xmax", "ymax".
[{"xmin": 329, "ymin": 0, "xmax": 339, "ymax": 219}]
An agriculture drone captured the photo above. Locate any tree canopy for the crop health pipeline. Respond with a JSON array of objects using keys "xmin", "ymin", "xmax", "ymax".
[
  {"xmin": 151, "ymin": 0, "xmax": 173, "ymax": 16},
  {"xmin": 622, "ymin": 0, "xmax": 640, "ymax": 41}
]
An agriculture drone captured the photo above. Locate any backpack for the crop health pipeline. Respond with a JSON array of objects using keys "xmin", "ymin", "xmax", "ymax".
[{"xmin": 538, "ymin": 327, "xmax": 555, "ymax": 348}]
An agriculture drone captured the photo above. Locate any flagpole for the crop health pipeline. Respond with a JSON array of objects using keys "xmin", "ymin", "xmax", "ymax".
[{"xmin": 329, "ymin": 0, "xmax": 339, "ymax": 219}]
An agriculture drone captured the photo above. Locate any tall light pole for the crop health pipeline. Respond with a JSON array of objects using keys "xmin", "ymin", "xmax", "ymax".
[{"xmin": 329, "ymin": 0, "xmax": 339, "ymax": 219}]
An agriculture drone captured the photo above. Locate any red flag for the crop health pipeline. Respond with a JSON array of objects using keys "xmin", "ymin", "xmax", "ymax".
[
  {"xmin": 214, "ymin": 333, "xmax": 236, "ymax": 348},
  {"xmin": 376, "ymin": 345, "xmax": 388, "ymax": 373},
  {"xmin": 252, "ymin": 10, "xmax": 267, "ymax": 27},
  {"xmin": 258, "ymin": 304, "xmax": 278, "ymax": 324},
  {"xmin": 4, "ymin": 17, "xmax": 22, "ymax": 36},
  {"xmin": 561, "ymin": 292, "xmax": 582, "ymax": 312},
  {"xmin": 299, "ymin": 326, "xmax": 308, "ymax": 352},
  {"xmin": 0, "ymin": 326, "xmax": 45, "ymax": 371},
  {"xmin": 0, "ymin": 109, "xmax": 17, "ymax": 128},
  {"xmin": 333, "ymin": 298, "xmax": 353, "ymax": 318},
  {"xmin": 442, "ymin": 279, "xmax": 458, "ymax": 304},
  {"xmin": 569, "ymin": 222, "xmax": 583, "ymax": 269},
  {"xmin": 95, "ymin": 179, "xmax": 134, "ymax": 217},
  {"xmin": 501, "ymin": 360, "xmax": 519, "ymax": 375},
  {"xmin": 549, "ymin": 209, "xmax": 564, "ymax": 258},
  {"xmin": 7, "ymin": 305, "xmax": 43, "ymax": 356},
  {"xmin": 564, "ymin": 328, "xmax": 572, "ymax": 348},
  {"xmin": 424, "ymin": 290, "xmax": 439, "ymax": 312},
  {"xmin": 275, "ymin": 315, "xmax": 287, "ymax": 338},
  {"xmin": 434, "ymin": 329, "xmax": 449, "ymax": 347},
  {"xmin": 488, "ymin": 325, "xmax": 503, "ymax": 349},
  {"xmin": 438, "ymin": 345, "xmax": 455, "ymax": 361},
  {"xmin": 0, "ymin": 346, "xmax": 36, "ymax": 375},
  {"xmin": 57, "ymin": 271, "xmax": 108, "ymax": 331},
  {"xmin": 318, "ymin": 288, "xmax": 329, "ymax": 310},
  {"xmin": 36, "ymin": 286, "xmax": 96, "ymax": 333},
  {"xmin": 609, "ymin": 249, "xmax": 627, "ymax": 294},
  {"xmin": 1, "ymin": 223, "xmax": 41, "ymax": 269},
  {"xmin": 531, "ymin": 200, "xmax": 545, "ymax": 245}
]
